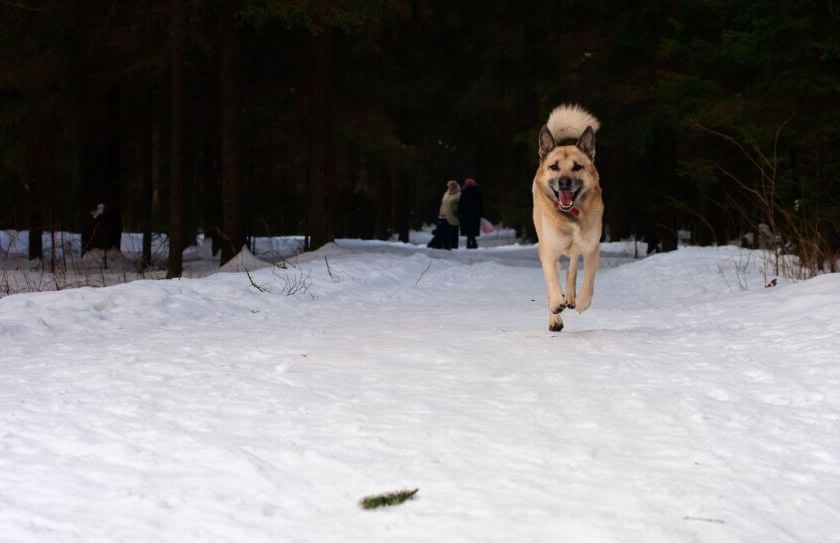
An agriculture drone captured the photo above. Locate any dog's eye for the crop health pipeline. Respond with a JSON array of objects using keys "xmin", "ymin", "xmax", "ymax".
[
  {"xmin": 572, "ymin": 163, "xmax": 583, "ymax": 172},
  {"xmin": 548, "ymin": 163, "xmax": 560, "ymax": 171}
]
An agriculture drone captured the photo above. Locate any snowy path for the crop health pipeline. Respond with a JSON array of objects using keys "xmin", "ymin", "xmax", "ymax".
[{"xmin": 1, "ymin": 242, "xmax": 839, "ymax": 542}]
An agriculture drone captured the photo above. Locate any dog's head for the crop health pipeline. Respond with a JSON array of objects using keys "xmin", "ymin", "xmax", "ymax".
[{"xmin": 536, "ymin": 125, "xmax": 598, "ymax": 214}]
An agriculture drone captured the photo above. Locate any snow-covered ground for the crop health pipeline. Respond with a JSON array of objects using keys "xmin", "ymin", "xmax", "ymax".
[
  {"xmin": 0, "ymin": 227, "xmax": 518, "ymax": 295},
  {"xmin": 1, "ymin": 240, "xmax": 838, "ymax": 542}
]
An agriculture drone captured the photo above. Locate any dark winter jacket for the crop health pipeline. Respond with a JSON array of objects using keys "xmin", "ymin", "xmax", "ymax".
[{"xmin": 458, "ymin": 182, "xmax": 483, "ymax": 237}]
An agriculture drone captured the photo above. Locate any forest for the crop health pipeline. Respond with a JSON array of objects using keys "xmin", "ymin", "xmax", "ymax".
[{"xmin": 1, "ymin": 0, "xmax": 838, "ymax": 275}]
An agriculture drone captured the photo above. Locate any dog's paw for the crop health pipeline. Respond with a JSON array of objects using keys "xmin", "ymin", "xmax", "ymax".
[
  {"xmin": 548, "ymin": 314, "xmax": 564, "ymax": 332},
  {"xmin": 575, "ymin": 295, "xmax": 592, "ymax": 313},
  {"xmin": 550, "ymin": 294, "xmax": 567, "ymax": 314},
  {"xmin": 564, "ymin": 290, "xmax": 576, "ymax": 309}
]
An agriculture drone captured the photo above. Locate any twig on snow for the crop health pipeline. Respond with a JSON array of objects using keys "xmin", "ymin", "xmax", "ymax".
[
  {"xmin": 683, "ymin": 516, "xmax": 726, "ymax": 524},
  {"xmin": 324, "ymin": 255, "xmax": 336, "ymax": 280},
  {"xmin": 414, "ymin": 258, "xmax": 432, "ymax": 287},
  {"xmin": 245, "ymin": 267, "xmax": 271, "ymax": 293}
]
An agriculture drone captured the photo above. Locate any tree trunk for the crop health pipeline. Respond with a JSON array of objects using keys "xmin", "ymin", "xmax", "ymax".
[
  {"xmin": 219, "ymin": 0, "xmax": 244, "ymax": 265},
  {"xmin": 26, "ymin": 174, "xmax": 43, "ymax": 261},
  {"xmin": 374, "ymin": 165, "xmax": 389, "ymax": 240},
  {"xmin": 306, "ymin": 29, "xmax": 336, "ymax": 250},
  {"xmin": 390, "ymin": 156, "xmax": 409, "ymax": 243},
  {"xmin": 74, "ymin": 0, "xmax": 96, "ymax": 257},
  {"xmin": 166, "ymin": 0, "xmax": 186, "ymax": 278},
  {"xmin": 104, "ymin": 85, "xmax": 123, "ymax": 254},
  {"xmin": 141, "ymin": 86, "xmax": 154, "ymax": 268},
  {"xmin": 26, "ymin": 109, "xmax": 50, "ymax": 261},
  {"xmin": 141, "ymin": 0, "xmax": 155, "ymax": 269}
]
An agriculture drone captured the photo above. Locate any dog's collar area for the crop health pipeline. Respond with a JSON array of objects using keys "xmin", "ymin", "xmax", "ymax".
[
  {"xmin": 554, "ymin": 198, "xmax": 580, "ymax": 217},
  {"xmin": 552, "ymin": 191, "xmax": 581, "ymax": 217}
]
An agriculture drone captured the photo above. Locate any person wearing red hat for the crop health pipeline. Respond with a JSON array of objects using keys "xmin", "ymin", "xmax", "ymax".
[{"xmin": 458, "ymin": 177, "xmax": 484, "ymax": 249}]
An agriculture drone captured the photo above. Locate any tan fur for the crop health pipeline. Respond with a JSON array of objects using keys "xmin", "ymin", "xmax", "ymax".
[{"xmin": 532, "ymin": 105, "xmax": 603, "ymax": 332}]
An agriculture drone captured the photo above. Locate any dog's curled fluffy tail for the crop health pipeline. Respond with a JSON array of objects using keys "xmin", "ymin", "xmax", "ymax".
[{"xmin": 546, "ymin": 104, "xmax": 600, "ymax": 142}]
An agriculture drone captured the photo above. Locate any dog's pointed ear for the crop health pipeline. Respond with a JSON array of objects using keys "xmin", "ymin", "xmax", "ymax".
[
  {"xmin": 538, "ymin": 125, "xmax": 555, "ymax": 161},
  {"xmin": 577, "ymin": 126, "xmax": 596, "ymax": 160}
]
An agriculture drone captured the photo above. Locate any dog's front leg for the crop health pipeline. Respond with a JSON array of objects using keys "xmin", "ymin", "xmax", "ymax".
[
  {"xmin": 576, "ymin": 247, "xmax": 600, "ymax": 313},
  {"xmin": 564, "ymin": 253, "xmax": 579, "ymax": 309},
  {"xmin": 539, "ymin": 248, "xmax": 565, "ymax": 331}
]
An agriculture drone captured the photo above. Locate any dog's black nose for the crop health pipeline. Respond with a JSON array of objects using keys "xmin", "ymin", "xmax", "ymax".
[{"xmin": 557, "ymin": 176, "xmax": 574, "ymax": 191}]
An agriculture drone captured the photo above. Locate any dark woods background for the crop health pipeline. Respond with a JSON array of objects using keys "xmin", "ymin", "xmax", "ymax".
[{"xmin": 1, "ymin": 1, "xmax": 839, "ymax": 275}]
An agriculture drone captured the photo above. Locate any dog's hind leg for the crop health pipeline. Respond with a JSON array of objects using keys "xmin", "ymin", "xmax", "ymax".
[
  {"xmin": 564, "ymin": 253, "xmax": 579, "ymax": 309},
  {"xmin": 576, "ymin": 247, "xmax": 600, "ymax": 313}
]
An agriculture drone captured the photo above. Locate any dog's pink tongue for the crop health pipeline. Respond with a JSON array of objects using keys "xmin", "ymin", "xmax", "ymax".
[{"xmin": 559, "ymin": 191, "xmax": 575, "ymax": 208}]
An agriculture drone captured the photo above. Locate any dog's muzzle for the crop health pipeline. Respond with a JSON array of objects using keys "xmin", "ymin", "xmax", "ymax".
[{"xmin": 549, "ymin": 177, "xmax": 583, "ymax": 212}]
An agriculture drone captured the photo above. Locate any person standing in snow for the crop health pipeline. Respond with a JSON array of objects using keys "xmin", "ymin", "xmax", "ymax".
[
  {"xmin": 437, "ymin": 180, "xmax": 461, "ymax": 249},
  {"xmin": 458, "ymin": 177, "xmax": 484, "ymax": 249}
]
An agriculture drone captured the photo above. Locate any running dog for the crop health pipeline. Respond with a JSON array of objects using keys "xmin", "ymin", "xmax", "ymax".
[{"xmin": 532, "ymin": 104, "xmax": 603, "ymax": 332}]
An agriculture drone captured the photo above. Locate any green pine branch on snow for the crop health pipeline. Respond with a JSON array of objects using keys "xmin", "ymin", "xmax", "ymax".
[{"xmin": 359, "ymin": 488, "xmax": 419, "ymax": 510}]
